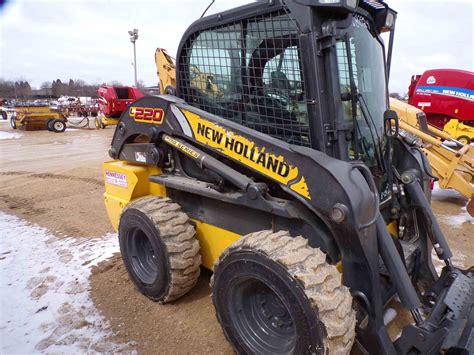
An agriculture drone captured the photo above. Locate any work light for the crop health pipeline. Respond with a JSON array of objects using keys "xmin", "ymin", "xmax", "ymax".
[{"xmin": 317, "ymin": 0, "xmax": 359, "ymax": 9}]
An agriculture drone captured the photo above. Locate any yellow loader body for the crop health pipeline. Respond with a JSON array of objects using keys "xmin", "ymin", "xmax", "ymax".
[{"xmin": 103, "ymin": 160, "xmax": 240, "ymax": 269}]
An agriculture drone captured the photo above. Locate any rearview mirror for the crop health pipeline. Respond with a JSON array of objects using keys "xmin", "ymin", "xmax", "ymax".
[{"xmin": 384, "ymin": 109, "xmax": 399, "ymax": 138}]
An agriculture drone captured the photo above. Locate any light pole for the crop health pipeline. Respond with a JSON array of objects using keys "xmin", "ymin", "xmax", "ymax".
[{"xmin": 128, "ymin": 29, "xmax": 139, "ymax": 87}]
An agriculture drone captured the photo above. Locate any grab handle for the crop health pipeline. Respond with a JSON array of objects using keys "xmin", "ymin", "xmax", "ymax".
[{"xmin": 351, "ymin": 163, "xmax": 379, "ymax": 230}]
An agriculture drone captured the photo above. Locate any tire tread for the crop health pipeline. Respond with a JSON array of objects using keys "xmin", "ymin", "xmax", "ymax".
[
  {"xmin": 124, "ymin": 196, "xmax": 201, "ymax": 302},
  {"xmin": 212, "ymin": 230, "xmax": 356, "ymax": 354}
]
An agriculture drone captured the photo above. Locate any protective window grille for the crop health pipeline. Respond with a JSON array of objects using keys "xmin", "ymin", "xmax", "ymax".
[
  {"xmin": 336, "ymin": 39, "xmax": 359, "ymax": 123},
  {"xmin": 179, "ymin": 11, "xmax": 311, "ymax": 147}
]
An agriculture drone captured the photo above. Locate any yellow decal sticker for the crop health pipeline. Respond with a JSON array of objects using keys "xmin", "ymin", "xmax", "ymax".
[
  {"xmin": 163, "ymin": 135, "xmax": 201, "ymax": 159},
  {"xmin": 182, "ymin": 109, "xmax": 311, "ymax": 200},
  {"xmin": 130, "ymin": 107, "xmax": 164, "ymax": 124},
  {"xmin": 290, "ymin": 176, "xmax": 309, "ymax": 198}
]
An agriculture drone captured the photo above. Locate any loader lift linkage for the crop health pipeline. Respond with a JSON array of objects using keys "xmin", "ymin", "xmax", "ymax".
[{"xmin": 103, "ymin": 1, "xmax": 473, "ymax": 353}]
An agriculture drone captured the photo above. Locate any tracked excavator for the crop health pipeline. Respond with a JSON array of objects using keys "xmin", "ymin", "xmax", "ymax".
[{"xmin": 103, "ymin": 1, "xmax": 473, "ymax": 353}]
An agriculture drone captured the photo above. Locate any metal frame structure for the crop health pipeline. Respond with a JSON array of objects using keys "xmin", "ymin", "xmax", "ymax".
[{"xmin": 106, "ymin": 1, "xmax": 473, "ymax": 353}]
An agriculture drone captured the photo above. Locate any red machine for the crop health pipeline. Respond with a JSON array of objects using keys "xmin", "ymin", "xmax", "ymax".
[
  {"xmin": 97, "ymin": 86, "xmax": 144, "ymax": 119},
  {"xmin": 96, "ymin": 86, "xmax": 144, "ymax": 129},
  {"xmin": 408, "ymin": 69, "xmax": 474, "ymax": 130}
]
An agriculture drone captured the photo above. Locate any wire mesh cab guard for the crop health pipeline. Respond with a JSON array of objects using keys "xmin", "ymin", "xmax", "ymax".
[{"xmin": 178, "ymin": 9, "xmax": 311, "ymax": 147}]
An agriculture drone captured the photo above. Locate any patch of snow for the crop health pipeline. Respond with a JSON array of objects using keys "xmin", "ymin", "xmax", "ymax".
[
  {"xmin": 432, "ymin": 182, "xmax": 474, "ymax": 227},
  {"xmin": 383, "ymin": 308, "xmax": 397, "ymax": 326},
  {"xmin": 431, "ymin": 182, "xmax": 461, "ymax": 200},
  {"xmin": 0, "ymin": 131, "xmax": 22, "ymax": 140},
  {"xmin": 0, "ymin": 212, "xmax": 132, "ymax": 353},
  {"xmin": 432, "ymin": 249, "xmax": 466, "ymax": 276},
  {"xmin": 438, "ymin": 209, "xmax": 474, "ymax": 228}
]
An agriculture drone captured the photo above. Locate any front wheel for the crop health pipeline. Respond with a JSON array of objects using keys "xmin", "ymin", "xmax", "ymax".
[
  {"xmin": 0, "ymin": 111, "xmax": 7, "ymax": 120},
  {"xmin": 211, "ymin": 230, "xmax": 356, "ymax": 354},
  {"xmin": 119, "ymin": 196, "xmax": 201, "ymax": 303},
  {"xmin": 457, "ymin": 135, "xmax": 471, "ymax": 145},
  {"xmin": 10, "ymin": 116, "xmax": 16, "ymax": 129},
  {"xmin": 95, "ymin": 116, "xmax": 102, "ymax": 129}
]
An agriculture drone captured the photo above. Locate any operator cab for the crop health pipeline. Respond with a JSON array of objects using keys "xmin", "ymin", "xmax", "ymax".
[{"xmin": 176, "ymin": 0, "xmax": 397, "ymax": 184}]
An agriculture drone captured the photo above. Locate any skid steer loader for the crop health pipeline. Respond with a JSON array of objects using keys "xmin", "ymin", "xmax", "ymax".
[{"xmin": 103, "ymin": 1, "xmax": 473, "ymax": 353}]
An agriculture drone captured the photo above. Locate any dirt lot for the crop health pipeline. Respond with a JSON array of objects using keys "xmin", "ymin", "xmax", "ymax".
[{"xmin": 0, "ymin": 121, "xmax": 472, "ymax": 353}]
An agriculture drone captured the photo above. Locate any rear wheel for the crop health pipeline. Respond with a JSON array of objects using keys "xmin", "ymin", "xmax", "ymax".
[
  {"xmin": 211, "ymin": 230, "xmax": 356, "ymax": 354},
  {"xmin": 45, "ymin": 118, "xmax": 55, "ymax": 131},
  {"xmin": 52, "ymin": 119, "xmax": 66, "ymax": 133},
  {"xmin": 119, "ymin": 196, "xmax": 201, "ymax": 302},
  {"xmin": 0, "ymin": 111, "xmax": 6, "ymax": 120},
  {"xmin": 457, "ymin": 135, "xmax": 470, "ymax": 145}
]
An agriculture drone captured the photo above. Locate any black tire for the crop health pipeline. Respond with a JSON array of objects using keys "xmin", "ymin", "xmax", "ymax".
[
  {"xmin": 10, "ymin": 116, "xmax": 16, "ymax": 129},
  {"xmin": 211, "ymin": 230, "xmax": 356, "ymax": 354},
  {"xmin": 45, "ymin": 118, "xmax": 55, "ymax": 131},
  {"xmin": 164, "ymin": 85, "xmax": 176, "ymax": 96},
  {"xmin": 51, "ymin": 119, "xmax": 66, "ymax": 133},
  {"xmin": 119, "ymin": 196, "xmax": 201, "ymax": 303},
  {"xmin": 457, "ymin": 135, "xmax": 470, "ymax": 145},
  {"xmin": 0, "ymin": 111, "xmax": 6, "ymax": 120}
]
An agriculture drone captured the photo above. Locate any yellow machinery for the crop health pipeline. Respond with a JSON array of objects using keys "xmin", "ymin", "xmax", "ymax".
[
  {"xmin": 155, "ymin": 48, "xmax": 176, "ymax": 95},
  {"xmin": 390, "ymin": 98, "xmax": 473, "ymax": 215},
  {"xmin": 155, "ymin": 48, "xmax": 223, "ymax": 97},
  {"xmin": 10, "ymin": 105, "xmax": 67, "ymax": 132},
  {"xmin": 95, "ymin": 113, "xmax": 118, "ymax": 129},
  {"xmin": 154, "ymin": 51, "xmax": 474, "ymax": 215},
  {"xmin": 102, "ymin": 2, "xmax": 474, "ymax": 353},
  {"xmin": 443, "ymin": 119, "xmax": 474, "ymax": 145}
]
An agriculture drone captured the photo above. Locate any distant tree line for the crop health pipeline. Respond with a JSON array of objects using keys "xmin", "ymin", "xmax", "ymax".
[
  {"xmin": 0, "ymin": 80, "xmax": 32, "ymax": 99},
  {"xmin": 0, "ymin": 78, "xmax": 127, "ymax": 99}
]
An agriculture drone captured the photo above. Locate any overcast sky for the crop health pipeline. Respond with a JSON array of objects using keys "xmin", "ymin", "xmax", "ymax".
[{"xmin": 0, "ymin": 0, "xmax": 472, "ymax": 94}]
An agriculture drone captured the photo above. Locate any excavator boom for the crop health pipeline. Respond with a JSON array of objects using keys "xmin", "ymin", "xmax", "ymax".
[{"xmin": 390, "ymin": 97, "xmax": 474, "ymax": 215}]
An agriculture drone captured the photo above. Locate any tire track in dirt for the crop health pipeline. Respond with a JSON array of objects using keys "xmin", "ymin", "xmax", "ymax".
[
  {"xmin": 0, "ymin": 171, "xmax": 103, "ymax": 187},
  {"xmin": 0, "ymin": 168, "xmax": 112, "ymax": 238}
]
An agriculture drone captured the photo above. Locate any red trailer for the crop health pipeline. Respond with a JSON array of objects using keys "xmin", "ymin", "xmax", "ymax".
[{"xmin": 96, "ymin": 86, "xmax": 144, "ymax": 128}]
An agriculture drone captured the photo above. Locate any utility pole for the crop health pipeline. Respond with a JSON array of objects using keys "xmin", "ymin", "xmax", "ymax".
[{"xmin": 128, "ymin": 29, "xmax": 139, "ymax": 87}]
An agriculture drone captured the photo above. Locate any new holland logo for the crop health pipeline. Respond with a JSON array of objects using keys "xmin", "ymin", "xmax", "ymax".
[
  {"xmin": 130, "ymin": 107, "xmax": 164, "ymax": 124},
  {"xmin": 181, "ymin": 109, "xmax": 311, "ymax": 200}
]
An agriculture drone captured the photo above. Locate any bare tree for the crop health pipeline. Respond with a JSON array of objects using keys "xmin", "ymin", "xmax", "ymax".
[{"xmin": 41, "ymin": 81, "xmax": 52, "ymax": 89}]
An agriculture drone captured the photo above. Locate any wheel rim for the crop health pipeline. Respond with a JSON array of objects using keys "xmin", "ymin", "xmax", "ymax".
[
  {"xmin": 127, "ymin": 228, "xmax": 158, "ymax": 284},
  {"xmin": 54, "ymin": 121, "xmax": 64, "ymax": 131},
  {"xmin": 458, "ymin": 137, "xmax": 469, "ymax": 145},
  {"xmin": 228, "ymin": 277, "xmax": 296, "ymax": 353}
]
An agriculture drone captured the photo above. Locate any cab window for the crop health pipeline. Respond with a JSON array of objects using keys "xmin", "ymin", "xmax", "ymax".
[{"xmin": 181, "ymin": 12, "xmax": 311, "ymax": 147}]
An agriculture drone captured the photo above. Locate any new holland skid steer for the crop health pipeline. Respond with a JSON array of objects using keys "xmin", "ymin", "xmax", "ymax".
[{"xmin": 103, "ymin": 1, "xmax": 473, "ymax": 353}]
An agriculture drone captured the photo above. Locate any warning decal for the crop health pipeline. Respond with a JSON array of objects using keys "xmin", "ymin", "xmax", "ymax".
[{"xmin": 105, "ymin": 170, "xmax": 128, "ymax": 188}]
